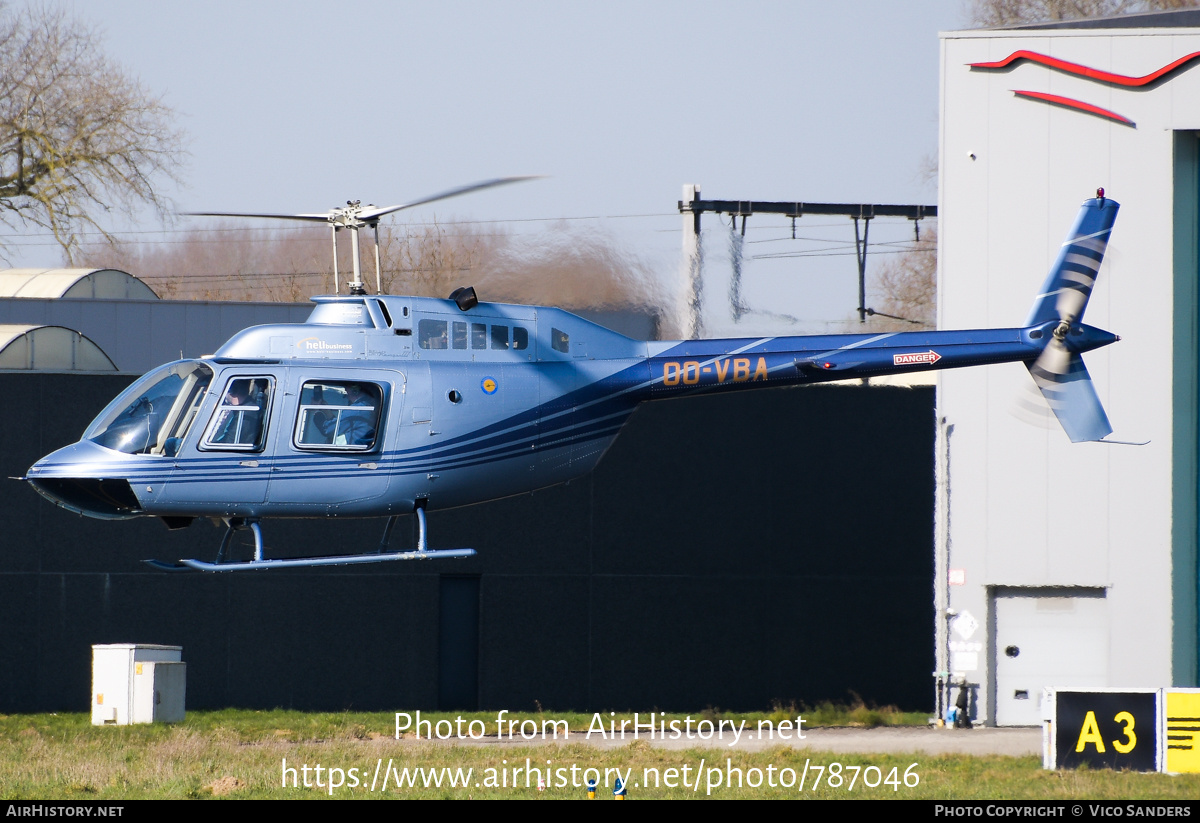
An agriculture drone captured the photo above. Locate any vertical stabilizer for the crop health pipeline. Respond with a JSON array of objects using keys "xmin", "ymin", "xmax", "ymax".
[
  {"xmin": 1025, "ymin": 195, "xmax": 1119, "ymax": 327},
  {"xmin": 1024, "ymin": 194, "xmax": 1119, "ymax": 442}
]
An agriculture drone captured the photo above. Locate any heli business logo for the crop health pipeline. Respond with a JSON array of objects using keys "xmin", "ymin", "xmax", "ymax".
[
  {"xmin": 297, "ymin": 337, "xmax": 353, "ymax": 353},
  {"xmin": 893, "ymin": 350, "xmax": 941, "ymax": 367}
]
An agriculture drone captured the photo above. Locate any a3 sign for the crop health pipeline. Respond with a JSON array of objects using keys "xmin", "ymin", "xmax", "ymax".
[{"xmin": 1044, "ymin": 689, "xmax": 1200, "ymax": 773}]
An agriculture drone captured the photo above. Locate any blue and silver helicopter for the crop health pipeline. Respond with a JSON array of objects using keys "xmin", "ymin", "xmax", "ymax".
[{"xmin": 23, "ymin": 185, "xmax": 1121, "ymax": 571}]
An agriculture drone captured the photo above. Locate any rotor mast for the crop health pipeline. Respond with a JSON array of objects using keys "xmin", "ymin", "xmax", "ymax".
[{"xmin": 327, "ymin": 201, "xmax": 385, "ymax": 295}]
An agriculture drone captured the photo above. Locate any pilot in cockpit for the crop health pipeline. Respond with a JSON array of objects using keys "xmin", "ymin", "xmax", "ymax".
[{"xmin": 212, "ymin": 379, "xmax": 266, "ymax": 447}]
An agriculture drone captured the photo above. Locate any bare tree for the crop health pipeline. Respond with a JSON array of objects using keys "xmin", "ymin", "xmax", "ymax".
[
  {"xmin": 0, "ymin": 5, "xmax": 184, "ymax": 262},
  {"xmin": 77, "ymin": 217, "xmax": 671, "ymax": 314},
  {"xmin": 863, "ymin": 226, "xmax": 937, "ymax": 332},
  {"xmin": 464, "ymin": 222, "xmax": 668, "ymax": 312},
  {"xmin": 968, "ymin": 0, "xmax": 1198, "ymax": 27},
  {"xmin": 378, "ymin": 218, "xmax": 505, "ymax": 300},
  {"xmin": 80, "ymin": 223, "xmax": 330, "ymax": 301}
]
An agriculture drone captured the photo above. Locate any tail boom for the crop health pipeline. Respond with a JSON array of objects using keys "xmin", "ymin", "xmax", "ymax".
[
  {"xmin": 642, "ymin": 193, "xmax": 1121, "ymax": 441},
  {"xmin": 646, "ymin": 326, "xmax": 1050, "ymax": 397}
]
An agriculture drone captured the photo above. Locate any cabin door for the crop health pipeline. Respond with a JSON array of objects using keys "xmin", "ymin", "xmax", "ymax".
[
  {"xmin": 157, "ymin": 372, "xmax": 277, "ymax": 507},
  {"xmin": 263, "ymin": 369, "xmax": 399, "ymax": 512}
]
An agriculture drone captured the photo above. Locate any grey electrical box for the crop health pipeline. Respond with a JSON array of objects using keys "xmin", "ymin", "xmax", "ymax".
[{"xmin": 91, "ymin": 644, "xmax": 186, "ymax": 725}]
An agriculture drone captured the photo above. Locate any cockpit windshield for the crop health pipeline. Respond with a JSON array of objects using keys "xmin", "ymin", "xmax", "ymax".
[{"xmin": 84, "ymin": 361, "xmax": 214, "ymax": 456}]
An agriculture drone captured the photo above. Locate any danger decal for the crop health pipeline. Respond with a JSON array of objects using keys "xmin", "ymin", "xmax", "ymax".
[{"xmin": 893, "ymin": 350, "xmax": 941, "ymax": 367}]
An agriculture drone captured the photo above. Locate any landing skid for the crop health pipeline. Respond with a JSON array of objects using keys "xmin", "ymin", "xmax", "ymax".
[{"xmin": 143, "ymin": 507, "xmax": 475, "ymax": 572}]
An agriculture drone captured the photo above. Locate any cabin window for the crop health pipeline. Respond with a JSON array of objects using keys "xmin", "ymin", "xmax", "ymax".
[
  {"xmin": 418, "ymin": 319, "xmax": 449, "ymax": 349},
  {"xmin": 85, "ymin": 361, "xmax": 214, "ymax": 457},
  {"xmin": 490, "ymin": 324, "xmax": 509, "ymax": 350},
  {"xmin": 452, "ymin": 321, "xmax": 468, "ymax": 350},
  {"xmin": 294, "ymin": 380, "xmax": 382, "ymax": 451},
  {"xmin": 512, "ymin": 327, "xmax": 529, "ymax": 350},
  {"xmin": 201, "ymin": 377, "xmax": 273, "ymax": 451},
  {"xmin": 470, "ymin": 322, "xmax": 486, "ymax": 349},
  {"xmin": 552, "ymin": 328, "xmax": 569, "ymax": 353}
]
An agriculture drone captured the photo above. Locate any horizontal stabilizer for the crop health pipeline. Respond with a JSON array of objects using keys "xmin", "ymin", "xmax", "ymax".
[{"xmin": 1026, "ymin": 352, "xmax": 1112, "ymax": 442}]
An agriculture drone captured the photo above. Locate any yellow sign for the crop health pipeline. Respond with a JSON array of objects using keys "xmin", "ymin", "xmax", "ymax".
[{"xmin": 1165, "ymin": 691, "xmax": 1200, "ymax": 773}]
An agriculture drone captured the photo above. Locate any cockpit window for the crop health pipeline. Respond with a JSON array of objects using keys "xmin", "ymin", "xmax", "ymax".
[
  {"xmin": 294, "ymin": 380, "xmax": 382, "ymax": 451},
  {"xmin": 201, "ymin": 377, "xmax": 273, "ymax": 451},
  {"xmin": 84, "ymin": 361, "xmax": 214, "ymax": 457}
]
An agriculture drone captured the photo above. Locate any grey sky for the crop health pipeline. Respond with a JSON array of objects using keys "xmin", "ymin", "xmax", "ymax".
[{"xmin": 16, "ymin": 1, "xmax": 964, "ymax": 330}]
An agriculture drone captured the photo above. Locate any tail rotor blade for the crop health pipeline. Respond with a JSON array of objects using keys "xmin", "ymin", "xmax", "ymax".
[
  {"xmin": 1026, "ymin": 341, "xmax": 1112, "ymax": 442},
  {"xmin": 1030, "ymin": 335, "xmax": 1072, "ymax": 381}
]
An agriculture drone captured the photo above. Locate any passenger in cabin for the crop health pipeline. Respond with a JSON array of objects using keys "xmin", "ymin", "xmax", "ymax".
[
  {"xmin": 418, "ymin": 319, "xmax": 449, "ymax": 349},
  {"xmin": 224, "ymin": 382, "xmax": 249, "ymax": 406},
  {"xmin": 317, "ymin": 382, "xmax": 376, "ymax": 446}
]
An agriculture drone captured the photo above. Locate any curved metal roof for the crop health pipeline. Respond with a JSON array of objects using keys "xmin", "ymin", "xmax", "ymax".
[
  {"xmin": 0, "ymin": 268, "xmax": 158, "ymax": 300},
  {"xmin": 0, "ymin": 324, "xmax": 118, "ymax": 371}
]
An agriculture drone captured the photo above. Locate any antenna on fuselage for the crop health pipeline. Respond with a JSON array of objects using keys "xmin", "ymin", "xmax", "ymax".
[{"xmin": 183, "ymin": 176, "xmax": 541, "ymax": 296}]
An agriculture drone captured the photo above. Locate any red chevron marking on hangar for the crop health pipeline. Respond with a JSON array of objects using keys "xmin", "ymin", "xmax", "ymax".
[
  {"xmin": 969, "ymin": 50, "xmax": 1200, "ymax": 87},
  {"xmin": 1012, "ymin": 90, "xmax": 1136, "ymax": 126}
]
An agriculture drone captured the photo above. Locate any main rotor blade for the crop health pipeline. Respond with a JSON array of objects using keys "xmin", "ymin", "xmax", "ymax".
[
  {"xmin": 182, "ymin": 211, "xmax": 332, "ymax": 222},
  {"xmin": 357, "ymin": 176, "xmax": 542, "ymax": 221}
]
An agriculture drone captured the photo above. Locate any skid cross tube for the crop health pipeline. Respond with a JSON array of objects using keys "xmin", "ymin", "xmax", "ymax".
[{"xmin": 145, "ymin": 505, "xmax": 474, "ymax": 571}]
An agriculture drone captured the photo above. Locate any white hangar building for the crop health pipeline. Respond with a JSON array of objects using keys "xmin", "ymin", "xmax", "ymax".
[{"xmin": 936, "ymin": 10, "xmax": 1200, "ymax": 725}]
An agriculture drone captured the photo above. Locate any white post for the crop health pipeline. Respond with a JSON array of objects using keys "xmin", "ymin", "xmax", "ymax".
[
  {"xmin": 933, "ymin": 415, "xmax": 954, "ymax": 725},
  {"xmin": 680, "ymin": 184, "xmax": 703, "ymax": 338}
]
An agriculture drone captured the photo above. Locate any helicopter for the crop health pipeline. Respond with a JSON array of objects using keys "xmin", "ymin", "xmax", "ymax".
[{"xmin": 22, "ymin": 185, "xmax": 1122, "ymax": 571}]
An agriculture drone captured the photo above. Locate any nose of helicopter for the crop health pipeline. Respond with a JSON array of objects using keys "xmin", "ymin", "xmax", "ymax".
[{"xmin": 24, "ymin": 440, "xmax": 146, "ymax": 520}]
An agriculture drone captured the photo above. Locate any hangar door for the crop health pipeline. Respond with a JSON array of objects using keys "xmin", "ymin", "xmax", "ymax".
[{"xmin": 991, "ymin": 587, "xmax": 1108, "ymax": 726}]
